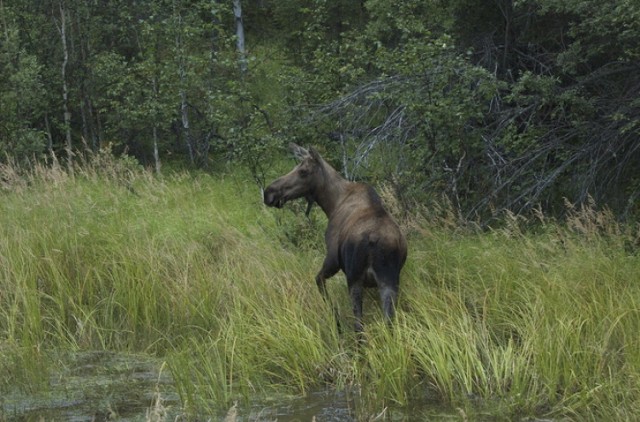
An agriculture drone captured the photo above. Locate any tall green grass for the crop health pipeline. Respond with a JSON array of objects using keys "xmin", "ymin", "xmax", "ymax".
[{"xmin": 1, "ymin": 155, "xmax": 639, "ymax": 420}]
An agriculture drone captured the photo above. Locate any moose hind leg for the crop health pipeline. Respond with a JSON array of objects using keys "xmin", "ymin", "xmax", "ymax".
[
  {"xmin": 349, "ymin": 283, "xmax": 364, "ymax": 333},
  {"xmin": 379, "ymin": 285, "xmax": 398, "ymax": 325}
]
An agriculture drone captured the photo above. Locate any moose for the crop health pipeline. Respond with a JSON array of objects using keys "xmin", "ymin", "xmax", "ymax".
[{"xmin": 263, "ymin": 144, "xmax": 407, "ymax": 332}]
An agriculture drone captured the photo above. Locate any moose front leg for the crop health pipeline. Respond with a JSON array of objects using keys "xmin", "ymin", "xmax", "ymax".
[
  {"xmin": 315, "ymin": 257, "xmax": 340, "ymax": 330},
  {"xmin": 315, "ymin": 257, "xmax": 339, "ymax": 300},
  {"xmin": 315, "ymin": 272, "xmax": 329, "ymax": 300}
]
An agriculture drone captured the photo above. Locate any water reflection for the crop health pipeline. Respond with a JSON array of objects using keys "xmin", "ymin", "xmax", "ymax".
[{"xmin": 1, "ymin": 352, "xmax": 459, "ymax": 421}]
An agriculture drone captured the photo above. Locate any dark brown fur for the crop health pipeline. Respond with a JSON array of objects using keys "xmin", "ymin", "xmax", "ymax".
[{"xmin": 264, "ymin": 144, "xmax": 407, "ymax": 332}]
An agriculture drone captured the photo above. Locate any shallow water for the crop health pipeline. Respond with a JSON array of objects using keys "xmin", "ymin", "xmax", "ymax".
[
  {"xmin": 0, "ymin": 351, "xmax": 179, "ymax": 421},
  {"xmin": 0, "ymin": 351, "xmax": 461, "ymax": 421},
  {"xmin": 242, "ymin": 390, "xmax": 467, "ymax": 422}
]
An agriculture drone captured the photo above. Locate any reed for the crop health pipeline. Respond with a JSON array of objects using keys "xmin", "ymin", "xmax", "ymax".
[{"xmin": 1, "ymin": 156, "xmax": 639, "ymax": 420}]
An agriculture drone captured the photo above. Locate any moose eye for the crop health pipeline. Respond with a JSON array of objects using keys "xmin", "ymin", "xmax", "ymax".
[{"xmin": 298, "ymin": 168, "xmax": 309, "ymax": 177}]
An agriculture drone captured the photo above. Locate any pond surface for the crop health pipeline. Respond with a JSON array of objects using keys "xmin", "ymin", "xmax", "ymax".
[
  {"xmin": 0, "ymin": 351, "xmax": 179, "ymax": 421},
  {"xmin": 0, "ymin": 351, "xmax": 472, "ymax": 421}
]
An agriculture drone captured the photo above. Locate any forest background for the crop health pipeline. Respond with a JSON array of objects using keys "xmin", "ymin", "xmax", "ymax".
[{"xmin": 2, "ymin": 0, "xmax": 639, "ymax": 221}]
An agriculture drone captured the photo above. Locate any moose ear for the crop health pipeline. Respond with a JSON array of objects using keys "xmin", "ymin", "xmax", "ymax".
[
  {"xmin": 289, "ymin": 143, "xmax": 310, "ymax": 162},
  {"xmin": 308, "ymin": 147, "xmax": 322, "ymax": 162}
]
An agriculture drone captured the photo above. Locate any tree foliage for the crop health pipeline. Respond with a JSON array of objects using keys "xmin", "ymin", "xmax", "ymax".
[{"xmin": 1, "ymin": 0, "xmax": 638, "ymax": 219}]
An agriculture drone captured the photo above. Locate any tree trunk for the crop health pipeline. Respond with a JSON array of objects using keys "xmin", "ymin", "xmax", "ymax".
[
  {"xmin": 174, "ymin": 10, "xmax": 194, "ymax": 164},
  {"xmin": 85, "ymin": 97, "xmax": 98, "ymax": 151},
  {"xmin": 152, "ymin": 76, "xmax": 161, "ymax": 174},
  {"xmin": 232, "ymin": 0, "xmax": 247, "ymax": 73},
  {"xmin": 180, "ymin": 89, "xmax": 193, "ymax": 164},
  {"xmin": 44, "ymin": 112, "xmax": 53, "ymax": 154},
  {"xmin": 75, "ymin": 3, "xmax": 98, "ymax": 152},
  {"xmin": 59, "ymin": 1, "xmax": 73, "ymax": 167},
  {"xmin": 79, "ymin": 93, "xmax": 89, "ymax": 148},
  {"xmin": 152, "ymin": 125, "xmax": 161, "ymax": 174}
]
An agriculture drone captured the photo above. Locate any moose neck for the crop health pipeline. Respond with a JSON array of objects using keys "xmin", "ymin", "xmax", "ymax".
[{"xmin": 313, "ymin": 158, "xmax": 350, "ymax": 218}]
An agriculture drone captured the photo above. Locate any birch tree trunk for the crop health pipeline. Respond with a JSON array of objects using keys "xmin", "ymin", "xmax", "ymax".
[
  {"xmin": 59, "ymin": 1, "xmax": 73, "ymax": 166},
  {"xmin": 232, "ymin": 0, "xmax": 247, "ymax": 73},
  {"xmin": 152, "ymin": 76, "xmax": 161, "ymax": 174},
  {"xmin": 152, "ymin": 125, "xmax": 160, "ymax": 174},
  {"xmin": 180, "ymin": 88, "xmax": 193, "ymax": 164},
  {"xmin": 44, "ymin": 113, "xmax": 53, "ymax": 154},
  {"xmin": 174, "ymin": 9, "xmax": 194, "ymax": 164}
]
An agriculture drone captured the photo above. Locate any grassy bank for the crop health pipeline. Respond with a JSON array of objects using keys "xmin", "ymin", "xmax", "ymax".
[{"xmin": 1, "ymin": 156, "xmax": 639, "ymax": 420}]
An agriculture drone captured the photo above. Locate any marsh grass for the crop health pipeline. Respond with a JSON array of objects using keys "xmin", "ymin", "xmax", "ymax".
[{"xmin": 1, "ymin": 155, "xmax": 640, "ymax": 420}]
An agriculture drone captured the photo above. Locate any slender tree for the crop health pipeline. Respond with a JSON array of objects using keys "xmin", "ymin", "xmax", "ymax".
[
  {"xmin": 171, "ymin": 1, "xmax": 194, "ymax": 164},
  {"xmin": 232, "ymin": 0, "xmax": 247, "ymax": 73},
  {"xmin": 56, "ymin": 0, "xmax": 72, "ymax": 166}
]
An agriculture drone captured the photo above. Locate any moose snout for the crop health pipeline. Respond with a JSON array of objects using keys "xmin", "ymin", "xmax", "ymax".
[{"xmin": 263, "ymin": 186, "xmax": 283, "ymax": 208}]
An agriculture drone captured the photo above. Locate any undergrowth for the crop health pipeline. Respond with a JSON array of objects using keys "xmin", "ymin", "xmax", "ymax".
[{"xmin": 1, "ymin": 154, "xmax": 639, "ymax": 420}]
